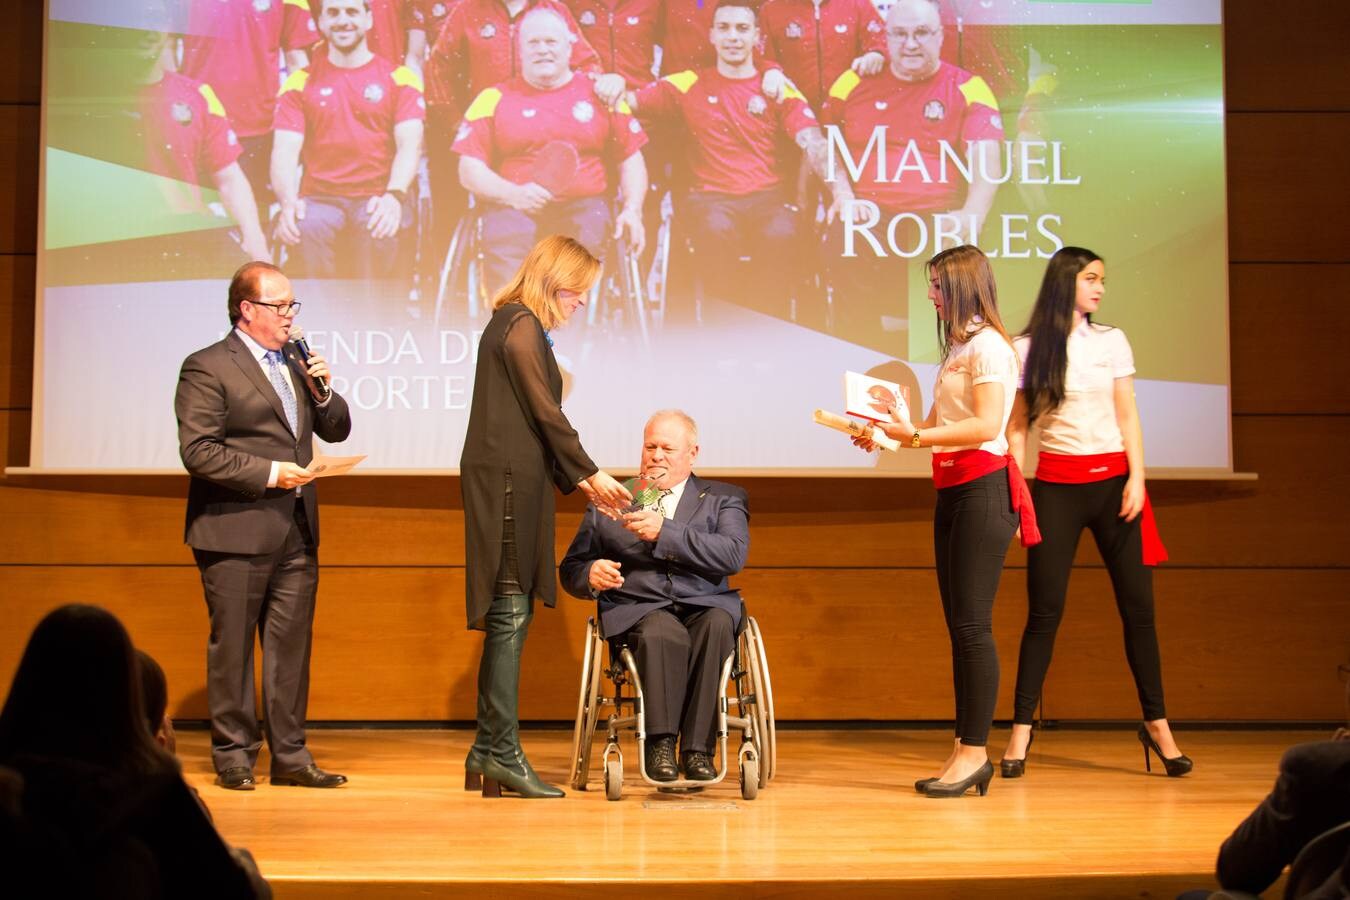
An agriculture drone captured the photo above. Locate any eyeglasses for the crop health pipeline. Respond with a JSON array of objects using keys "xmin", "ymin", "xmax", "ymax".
[
  {"xmin": 887, "ymin": 26, "xmax": 941, "ymax": 44},
  {"xmin": 249, "ymin": 299, "xmax": 302, "ymax": 316}
]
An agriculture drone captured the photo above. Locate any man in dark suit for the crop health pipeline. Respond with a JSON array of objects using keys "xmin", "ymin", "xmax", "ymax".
[
  {"xmin": 560, "ymin": 410, "xmax": 750, "ymax": 782},
  {"xmin": 175, "ymin": 261, "xmax": 353, "ymax": 790}
]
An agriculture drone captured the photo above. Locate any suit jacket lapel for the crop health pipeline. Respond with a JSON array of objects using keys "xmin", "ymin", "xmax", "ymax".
[
  {"xmin": 671, "ymin": 474, "xmax": 705, "ymax": 525},
  {"xmin": 227, "ymin": 331, "xmax": 297, "ymax": 440}
]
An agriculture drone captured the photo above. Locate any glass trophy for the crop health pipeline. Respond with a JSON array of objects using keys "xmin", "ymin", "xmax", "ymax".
[{"xmin": 620, "ymin": 474, "xmax": 663, "ymax": 514}]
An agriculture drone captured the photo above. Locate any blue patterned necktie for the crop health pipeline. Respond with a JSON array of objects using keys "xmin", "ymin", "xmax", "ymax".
[{"xmin": 264, "ymin": 349, "xmax": 298, "ymax": 435}]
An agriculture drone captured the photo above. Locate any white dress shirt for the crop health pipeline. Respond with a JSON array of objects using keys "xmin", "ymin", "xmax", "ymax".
[
  {"xmin": 932, "ymin": 324, "xmax": 1020, "ymax": 456},
  {"xmin": 234, "ymin": 328, "xmax": 296, "ymax": 490},
  {"xmin": 1015, "ymin": 321, "xmax": 1134, "ymax": 455}
]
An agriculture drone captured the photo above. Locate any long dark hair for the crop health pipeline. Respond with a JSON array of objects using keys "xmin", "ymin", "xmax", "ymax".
[
  {"xmin": 926, "ymin": 244, "xmax": 1014, "ymax": 360},
  {"xmin": 1021, "ymin": 246, "xmax": 1103, "ymax": 425},
  {"xmin": 0, "ymin": 605, "xmax": 172, "ymax": 776}
]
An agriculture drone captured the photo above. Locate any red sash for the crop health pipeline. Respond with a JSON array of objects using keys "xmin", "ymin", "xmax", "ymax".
[
  {"xmin": 931, "ymin": 450, "xmax": 1041, "ymax": 547},
  {"xmin": 1035, "ymin": 452, "xmax": 1168, "ymax": 566}
]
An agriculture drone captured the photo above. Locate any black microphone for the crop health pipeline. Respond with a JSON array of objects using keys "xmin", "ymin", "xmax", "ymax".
[{"xmin": 289, "ymin": 326, "xmax": 330, "ymax": 400}]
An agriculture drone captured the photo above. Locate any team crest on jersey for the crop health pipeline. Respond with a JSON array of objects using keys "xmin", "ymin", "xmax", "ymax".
[
  {"xmin": 580, "ymin": 10, "xmax": 595, "ymax": 25},
  {"xmin": 990, "ymin": 114, "xmax": 1002, "ymax": 130},
  {"xmin": 522, "ymin": 108, "xmax": 537, "ymax": 118},
  {"xmin": 629, "ymin": 118, "xmax": 641, "ymax": 133},
  {"xmin": 433, "ymin": 3, "xmax": 446, "ymax": 16},
  {"xmin": 364, "ymin": 83, "xmax": 385, "ymax": 103},
  {"xmin": 834, "ymin": 23, "xmax": 848, "ymax": 33},
  {"xmin": 626, "ymin": 15, "xmax": 639, "ymax": 25},
  {"xmin": 253, "ymin": 0, "xmax": 271, "ymax": 12},
  {"xmin": 480, "ymin": 23, "xmax": 496, "ymax": 39},
  {"xmin": 874, "ymin": 100, "xmax": 888, "ymax": 111},
  {"xmin": 171, "ymin": 102, "xmax": 193, "ymax": 125},
  {"xmin": 747, "ymin": 95, "xmax": 766, "ymax": 116},
  {"xmin": 707, "ymin": 95, "xmax": 719, "ymax": 104},
  {"xmin": 573, "ymin": 100, "xmax": 595, "ymax": 123},
  {"xmin": 867, "ymin": 20, "xmax": 881, "ymax": 33},
  {"xmin": 320, "ymin": 86, "xmax": 334, "ymax": 96},
  {"xmin": 923, "ymin": 99, "xmax": 945, "ymax": 120},
  {"xmin": 785, "ymin": 21, "xmax": 801, "ymax": 39}
]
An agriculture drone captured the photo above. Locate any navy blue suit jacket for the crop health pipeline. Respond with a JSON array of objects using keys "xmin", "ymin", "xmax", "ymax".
[{"xmin": 559, "ymin": 474, "xmax": 750, "ymax": 637}]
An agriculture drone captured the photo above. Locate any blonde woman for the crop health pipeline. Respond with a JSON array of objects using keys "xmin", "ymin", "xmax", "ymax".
[{"xmin": 460, "ymin": 235, "xmax": 631, "ymax": 798}]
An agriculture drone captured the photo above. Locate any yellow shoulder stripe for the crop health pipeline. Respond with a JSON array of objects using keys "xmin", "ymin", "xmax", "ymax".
[
  {"xmin": 1027, "ymin": 72, "xmax": 1058, "ymax": 98},
  {"xmin": 282, "ymin": 0, "xmax": 310, "ymax": 9},
  {"xmin": 392, "ymin": 65, "xmax": 425, "ymax": 93},
  {"xmin": 616, "ymin": 98, "xmax": 633, "ymax": 115},
  {"xmin": 198, "ymin": 83, "xmax": 227, "ymax": 117},
  {"xmin": 464, "ymin": 87, "xmax": 502, "ymax": 121},
  {"xmin": 958, "ymin": 75, "xmax": 999, "ymax": 112},
  {"xmin": 828, "ymin": 69, "xmax": 860, "ymax": 102},
  {"xmin": 782, "ymin": 82, "xmax": 806, "ymax": 103},
  {"xmin": 278, "ymin": 69, "xmax": 310, "ymax": 96},
  {"xmin": 662, "ymin": 70, "xmax": 699, "ymax": 94}
]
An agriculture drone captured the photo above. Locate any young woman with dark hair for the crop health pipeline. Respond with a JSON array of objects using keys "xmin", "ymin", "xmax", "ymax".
[
  {"xmin": 999, "ymin": 246, "xmax": 1190, "ymax": 779},
  {"xmin": 854, "ymin": 244, "xmax": 1039, "ymax": 798}
]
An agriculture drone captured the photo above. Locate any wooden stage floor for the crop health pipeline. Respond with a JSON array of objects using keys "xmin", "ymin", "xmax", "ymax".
[{"xmin": 178, "ymin": 727, "xmax": 1318, "ymax": 898}]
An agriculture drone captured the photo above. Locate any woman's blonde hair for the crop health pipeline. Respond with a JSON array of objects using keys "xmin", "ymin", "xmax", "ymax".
[
  {"xmin": 492, "ymin": 235, "xmax": 602, "ymax": 331},
  {"xmin": 925, "ymin": 244, "xmax": 1014, "ymax": 359}
]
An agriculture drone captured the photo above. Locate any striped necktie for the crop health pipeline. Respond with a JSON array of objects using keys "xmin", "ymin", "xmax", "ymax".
[{"xmin": 264, "ymin": 349, "xmax": 298, "ymax": 435}]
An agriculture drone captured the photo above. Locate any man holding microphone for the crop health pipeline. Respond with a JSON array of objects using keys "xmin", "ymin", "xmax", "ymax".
[{"xmin": 175, "ymin": 261, "xmax": 353, "ymax": 791}]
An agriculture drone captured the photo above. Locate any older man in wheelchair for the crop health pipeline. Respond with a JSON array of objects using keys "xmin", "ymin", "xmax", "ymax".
[{"xmin": 560, "ymin": 410, "xmax": 748, "ymax": 784}]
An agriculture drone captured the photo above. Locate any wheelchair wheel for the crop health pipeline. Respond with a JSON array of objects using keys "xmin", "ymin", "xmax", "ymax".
[
  {"xmin": 569, "ymin": 619, "xmax": 604, "ymax": 791},
  {"xmin": 739, "ymin": 753, "xmax": 759, "ymax": 801},
  {"xmin": 434, "ymin": 213, "xmax": 486, "ymax": 328},
  {"xmin": 738, "ymin": 617, "xmax": 774, "ymax": 789},
  {"xmin": 746, "ymin": 617, "xmax": 778, "ymax": 782},
  {"xmin": 604, "ymin": 756, "xmax": 623, "ymax": 801}
]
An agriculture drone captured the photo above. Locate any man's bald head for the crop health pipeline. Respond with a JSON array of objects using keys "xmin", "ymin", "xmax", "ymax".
[{"xmin": 885, "ymin": 0, "xmax": 943, "ymax": 82}]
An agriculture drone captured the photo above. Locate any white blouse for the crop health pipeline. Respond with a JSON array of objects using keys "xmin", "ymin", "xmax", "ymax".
[
  {"xmin": 1014, "ymin": 321, "xmax": 1135, "ymax": 456},
  {"xmin": 932, "ymin": 325, "xmax": 1020, "ymax": 455}
]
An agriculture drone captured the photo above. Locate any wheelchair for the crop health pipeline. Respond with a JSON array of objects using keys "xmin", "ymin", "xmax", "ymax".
[
  {"xmin": 433, "ymin": 195, "xmax": 659, "ymax": 347},
  {"xmin": 568, "ymin": 607, "xmax": 776, "ymax": 801}
]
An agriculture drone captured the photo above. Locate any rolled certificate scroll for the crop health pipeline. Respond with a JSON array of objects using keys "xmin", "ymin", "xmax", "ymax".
[{"xmin": 813, "ymin": 409, "xmax": 901, "ymax": 452}]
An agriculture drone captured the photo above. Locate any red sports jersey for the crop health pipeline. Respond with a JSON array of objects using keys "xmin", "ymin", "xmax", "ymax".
[
  {"xmin": 659, "ymin": 1, "xmax": 717, "ymax": 74},
  {"xmin": 824, "ymin": 62, "xmax": 1003, "ymax": 212},
  {"xmin": 139, "ymin": 72, "xmax": 242, "ymax": 211},
  {"xmin": 180, "ymin": 0, "xmax": 318, "ymax": 138},
  {"xmin": 411, "ymin": 0, "xmax": 460, "ymax": 39},
  {"xmin": 565, "ymin": 0, "xmax": 661, "ymax": 86},
  {"xmin": 759, "ymin": 0, "xmax": 884, "ymax": 108},
  {"xmin": 275, "ymin": 54, "xmax": 427, "ymax": 198},
  {"xmin": 635, "ymin": 67, "xmax": 817, "ymax": 196},
  {"xmin": 454, "ymin": 74, "xmax": 646, "ymax": 199},
  {"xmin": 363, "ymin": 0, "xmax": 419, "ymax": 63},
  {"xmin": 425, "ymin": 0, "xmax": 601, "ymax": 117}
]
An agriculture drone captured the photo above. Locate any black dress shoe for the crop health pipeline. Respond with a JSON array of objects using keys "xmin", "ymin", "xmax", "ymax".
[
  {"xmin": 1000, "ymin": 729, "xmax": 1035, "ymax": 779},
  {"xmin": 216, "ymin": 766, "xmax": 256, "ymax": 791},
  {"xmin": 645, "ymin": 735, "xmax": 679, "ymax": 782},
  {"xmin": 925, "ymin": 760, "xmax": 994, "ymax": 798},
  {"xmin": 681, "ymin": 750, "xmax": 716, "ymax": 782},
  {"xmin": 271, "ymin": 764, "xmax": 348, "ymax": 788}
]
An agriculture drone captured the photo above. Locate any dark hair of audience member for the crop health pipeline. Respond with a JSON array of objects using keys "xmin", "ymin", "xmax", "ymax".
[
  {"xmin": 0, "ymin": 605, "xmax": 171, "ymax": 776},
  {"xmin": 135, "ymin": 648, "xmax": 169, "ymax": 739}
]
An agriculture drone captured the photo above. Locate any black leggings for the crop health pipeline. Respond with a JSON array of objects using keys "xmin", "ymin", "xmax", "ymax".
[
  {"xmin": 934, "ymin": 469, "xmax": 1018, "ymax": 748},
  {"xmin": 1012, "ymin": 476, "xmax": 1167, "ymax": 724}
]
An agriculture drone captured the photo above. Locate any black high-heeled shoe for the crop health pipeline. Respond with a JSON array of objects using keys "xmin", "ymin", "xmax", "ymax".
[
  {"xmin": 924, "ymin": 760, "xmax": 994, "ymax": 798},
  {"xmin": 1000, "ymin": 729, "xmax": 1035, "ymax": 779},
  {"xmin": 1137, "ymin": 724, "xmax": 1192, "ymax": 777}
]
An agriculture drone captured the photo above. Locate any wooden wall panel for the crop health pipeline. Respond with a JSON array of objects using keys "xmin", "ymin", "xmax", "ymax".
[
  {"xmin": 0, "ymin": 409, "xmax": 30, "ymax": 469},
  {"xmin": 1226, "ymin": 113, "xmax": 1350, "ymax": 263},
  {"xmin": 1, "ymin": 255, "xmax": 36, "ymax": 408},
  {"xmin": 1223, "ymin": 0, "xmax": 1350, "ymax": 112},
  {"xmin": 1229, "ymin": 264, "xmax": 1350, "ymax": 415},
  {"xmin": 2, "ymin": 567, "xmax": 1344, "ymax": 723},
  {"xmin": 0, "ymin": 105, "xmax": 40, "ymax": 256},
  {"xmin": 0, "ymin": 0, "xmax": 43, "ymax": 106}
]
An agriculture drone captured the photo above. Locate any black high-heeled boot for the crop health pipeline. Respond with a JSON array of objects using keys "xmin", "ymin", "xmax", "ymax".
[
  {"xmin": 1137, "ymin": 723, "xmax": 1193, "ymax": 777},
  {"xmin": 925, "ymin": 760, "xmax": 995, "ymax": 798},
  {"xmin": 1000, "ymin": 728, "xmax": 1035, "ymax": 778},
  {"xmin": 478, "ymin": 593, "xmax": 564, "ymax": 799}
]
